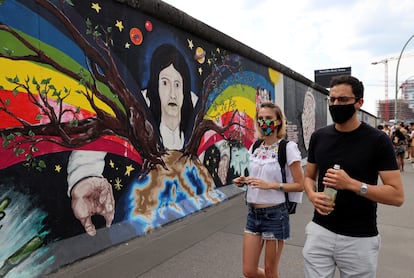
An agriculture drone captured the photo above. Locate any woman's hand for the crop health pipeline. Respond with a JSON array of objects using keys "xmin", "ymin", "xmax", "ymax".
[
  {"xmin": 245, "ymin": 177, "xmax": 272, "ymax": 189},
  {"xmin": 233, "ymin": 176, "xmax": 247, "ymax": 187}
]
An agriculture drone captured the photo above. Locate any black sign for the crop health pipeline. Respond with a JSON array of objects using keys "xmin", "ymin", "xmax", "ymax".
[{"xmin": 314, "ymin": 67, "xmax": 351, "ymax": 88}]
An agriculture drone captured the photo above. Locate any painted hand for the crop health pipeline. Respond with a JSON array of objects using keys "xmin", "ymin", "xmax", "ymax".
[{"xmin": 71, "ymin": 177, "xmax": 115, "ymax": 236}]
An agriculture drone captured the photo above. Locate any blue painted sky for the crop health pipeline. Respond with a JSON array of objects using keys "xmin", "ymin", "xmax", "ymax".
[{"xmin": 164, "ymin": 0, "xmax": 414, "ymax": 116}]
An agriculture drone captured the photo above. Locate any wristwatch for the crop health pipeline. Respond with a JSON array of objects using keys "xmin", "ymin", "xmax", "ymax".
[
  {"xmin": 278, "ymin": 183, "xmax": 284, "ymax": 192},
  {"xmin": 359, "ymin": 183, "xmax": 368, "ymax": 196}
]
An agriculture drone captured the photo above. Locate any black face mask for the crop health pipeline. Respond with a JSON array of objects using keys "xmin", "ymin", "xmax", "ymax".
[{"xmin": 329, "ymin": 104, "xmax": 356, "ymax": 124}]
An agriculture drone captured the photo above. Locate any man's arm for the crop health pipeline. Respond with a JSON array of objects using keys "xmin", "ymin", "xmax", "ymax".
[
  {"xmin": 323, "ymin": 168, "xmax": 404, "ymax": 206},
  {"xmin": 67, "ymin": 151, "xmax": 106, "ymax": 196}
]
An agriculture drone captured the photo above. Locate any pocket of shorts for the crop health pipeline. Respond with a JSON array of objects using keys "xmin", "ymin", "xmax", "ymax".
[{"xmin": 264, "ymin": 211, "xmax": 282, "ymax": 221}]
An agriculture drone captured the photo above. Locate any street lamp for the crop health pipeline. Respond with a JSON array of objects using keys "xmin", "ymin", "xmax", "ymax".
[
  {"xmin": 395, "ymin": 34, "xmax": 414, "ymax": 123},
  {"xmin": 371, "ymin": 59, "xmax": 389, "ymax": 121}
]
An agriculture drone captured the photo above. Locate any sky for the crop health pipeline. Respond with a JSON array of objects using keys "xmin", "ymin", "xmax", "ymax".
[{"xmin": 163, "ymin": 0, "xmax": 414, "ymax": 116}]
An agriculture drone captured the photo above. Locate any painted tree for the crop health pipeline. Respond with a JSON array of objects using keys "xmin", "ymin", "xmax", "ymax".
[{"xmin": 0, "ymin": 0, "xmax": 246, "ymax": 175}]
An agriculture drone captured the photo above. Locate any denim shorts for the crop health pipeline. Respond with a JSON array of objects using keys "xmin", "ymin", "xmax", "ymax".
[{"xmin": 244, "ymin": 203, "xmax": 290, "ymax": 240}]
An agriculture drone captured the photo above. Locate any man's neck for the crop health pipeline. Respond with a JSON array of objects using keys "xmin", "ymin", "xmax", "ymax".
[{"xmin": 335, "ymin": 117, "xmax": 361, "ymax": 132}]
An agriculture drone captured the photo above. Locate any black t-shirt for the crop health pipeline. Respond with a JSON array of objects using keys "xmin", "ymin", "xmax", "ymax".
[
  {"xmin": 392, "ymin": 130, "xmax": 406, "ymax": 144},
  {"xmin": 307, "ymin": 122, "xmax": 398, "ymax": 237}
]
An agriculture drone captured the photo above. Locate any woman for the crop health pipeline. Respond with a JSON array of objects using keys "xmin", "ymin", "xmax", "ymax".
[
  {"xmin": 392, "ymin": 126, "xmax": 407, "ymax": 171},
  {"xmin": 233, "ymin": 102, "xmax": 304, "ymax": 278}
]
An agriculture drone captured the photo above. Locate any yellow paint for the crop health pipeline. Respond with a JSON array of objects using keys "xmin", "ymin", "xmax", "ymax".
[
  {"xmin": 125, "ymin": 164, "xmax": 135, "ymax": 176},
  {"xmin": 204, "ymin": 83, "xmax": 256, "ymax": 120},
  {"xmin": 0, "ymin": 58, "xmax": 115, "ymax": 115},
  {"xmin": 205, "ymin": 96, "xmax": 256, "ymax": 120},
  {"xmin": 268, "ymin": 68, "xmax": 281, "ymax": 85},
  {"xmin": 91, "ymin": 3, "xmax": 101, "ymax": 13},
  {"xmin": 54, "ymin": 164, "xmax": 62, "ymax": 173},
  {"xmin": 115, "ymin": 20, "xmax": 124, "ymax": 32}
]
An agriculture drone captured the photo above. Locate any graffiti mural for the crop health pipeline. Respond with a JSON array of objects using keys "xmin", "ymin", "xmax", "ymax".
[
  {"xmin": 0, "ymin": 0, "xmax": 282, "ymax": 276},
  {"xmin": 283, "ymin": 76, "xmax": 327, "ymax": 161}
]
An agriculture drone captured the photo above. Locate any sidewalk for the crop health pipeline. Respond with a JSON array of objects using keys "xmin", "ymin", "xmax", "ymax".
[{"xmin": 48, "ymin": 161, "xmax": 414, "ymax": 278}]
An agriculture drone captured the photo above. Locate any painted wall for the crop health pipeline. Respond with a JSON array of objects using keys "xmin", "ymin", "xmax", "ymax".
[{"xmin": 0, "ymin": 0, "xmax": 327, "ymax": 277}]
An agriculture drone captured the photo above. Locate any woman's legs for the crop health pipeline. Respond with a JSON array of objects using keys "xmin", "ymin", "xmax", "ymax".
[
  {"xmin": 264, "ymin": 239, "xmax": 284, "ymax": 278},
  {"xmin": 397, "ymin": 153, "xmax": 404, "ymax": 171},
  {"xmin": 242, "ymin": 233, "xmax": 284, "ymax": 278},
  {"xmin": 243, "ymin": 233, "xmax": 265, "ymax": 278}
]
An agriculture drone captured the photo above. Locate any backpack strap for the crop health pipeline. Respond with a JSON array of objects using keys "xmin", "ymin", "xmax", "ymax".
[
  {"xmin": 278, "ymin": 139, "xmax": 290, "ymax": 205},
  {"xmin": 251, "ymin": 139, "xmax": 264, "ymax": 154},
  {"xmin": 278, "ymin": 139, "xmax": 288, "ymax": 182}
]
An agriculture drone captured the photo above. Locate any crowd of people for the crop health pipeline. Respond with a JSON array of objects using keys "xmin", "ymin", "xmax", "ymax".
[{"xmin": 378, "ymin": 122, "xmax": 414, "ymax": 172}]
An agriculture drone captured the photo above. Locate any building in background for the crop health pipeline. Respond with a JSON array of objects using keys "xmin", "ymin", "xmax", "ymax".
[
  {"xmin": 401, "ymin": 78, "xmax": 414, "ymax": 110},
  {"xmin": 377, "ymin": 98, "xmax": 414, "ymax": 123}
]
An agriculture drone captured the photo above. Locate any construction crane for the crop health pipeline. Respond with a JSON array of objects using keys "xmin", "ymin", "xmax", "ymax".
[{"xmin": 372, "ymin": 51, "xmax": 414, "ymax": 121}]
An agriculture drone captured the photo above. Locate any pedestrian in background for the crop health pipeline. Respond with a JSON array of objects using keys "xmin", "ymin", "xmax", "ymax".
[
  {"xmin": 303, "ymin": 75, "xmax": 404, "ymax": 278},
  {"xmin": 409, "ymin": 122, "xmax": 414, "ymax": 163},
  {"xmin": 234, "ymin": 101, "xmax": 304, "ymax": 278},
  {"xmin": 392, "ymin": 126, "xmax": 407, "ymax": 171},
  {"xmin": 377, "ymin": 124, "xmax": 384, "ymax": 131},
  {"xmin": 383, "ymin": 124, "xmax": 392, "ymax": 137}
]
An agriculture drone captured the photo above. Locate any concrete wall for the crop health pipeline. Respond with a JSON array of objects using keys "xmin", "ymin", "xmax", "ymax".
[{"xmin": 0, "ymin": 0, "xmax": 333, "ymax": 276}]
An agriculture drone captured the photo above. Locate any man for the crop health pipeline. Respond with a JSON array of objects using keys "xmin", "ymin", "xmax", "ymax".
[{"xmin": 303, "ymin": 75, "xmax": 404, "ymax": 278}]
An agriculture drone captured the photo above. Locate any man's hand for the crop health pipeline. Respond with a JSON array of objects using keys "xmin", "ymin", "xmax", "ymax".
[
  {"xmin": 308, "ymin": 191, "xmax": 335, "ymax": 215},
  {"xmin": 71, "ymin": 177, "xmax": 115, "ymax": 236},
  {"xmin": 323, "ymin": 167, "xmax": 353, "ymax": 190}
]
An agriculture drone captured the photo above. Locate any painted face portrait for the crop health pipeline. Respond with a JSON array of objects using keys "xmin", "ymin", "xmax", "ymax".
[
  {"xmin": 159, "ymin": 63, "xmax": 184, "ymax": 120},
  {"xmin": 146, "ymin": 44, "xmax": 194, "ymax": 150},
  {"xmin": 301, "ymin": 90, "xmax": 316, "ymax": 151}
]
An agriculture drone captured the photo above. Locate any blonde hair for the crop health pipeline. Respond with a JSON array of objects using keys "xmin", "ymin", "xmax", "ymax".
[{"xmin": 256, "ymin": 101, "xmax": 287, "ymax": 139}]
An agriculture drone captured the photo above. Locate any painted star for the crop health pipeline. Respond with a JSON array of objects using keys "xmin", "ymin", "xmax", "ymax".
[
  {"xmin": 115, "ymin": 20, "xmax": 124, "ymax": 32},
  {"xmin": 109, "ymin": 160, "xmax": 115, "ymax": 168},
  {"xmin": 54, "ymin": 164, "xmax": 62, "ymax": 173},
  {"xmin": 125, "ymin": 164, "xmax": 135, "ymax": 176},
  {"xmin": 114, "ymin": 177, "xmax": 123, "ymax": 190},
  {"xmin": 91, "ymin": 3, "xmax": 101, "ymax": 13},
  {"xmin": 207, "ymin": 58, "xmax": 212, "ymax": 66},
  {"xmin": 187, "ymin": 39, "xmax": 194, "ymax": 50},
  {"xmin": 125, "ymin": 42, "xmax": 131, "ymax": 49}
]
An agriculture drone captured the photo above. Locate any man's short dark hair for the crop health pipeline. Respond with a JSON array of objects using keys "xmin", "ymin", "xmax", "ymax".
[{"xmin": 330, "ymin": 75, "xmax": 364, "ymax": 99}]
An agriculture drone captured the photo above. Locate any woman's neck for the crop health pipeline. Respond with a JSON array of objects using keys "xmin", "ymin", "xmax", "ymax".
[{"xmin": 262, "ymin": 136, "xmax": 279, "ymax": 146}]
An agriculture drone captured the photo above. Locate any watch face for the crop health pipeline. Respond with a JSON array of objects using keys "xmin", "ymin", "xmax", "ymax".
[{"xmin": 360, "ymin": 184, "xmax": 368, "ymax": 195}]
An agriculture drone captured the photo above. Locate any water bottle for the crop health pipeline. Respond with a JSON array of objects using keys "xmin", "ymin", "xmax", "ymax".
[{"xmin": 323, "ymin": 164, "xmax": 340, "ymax": 201}]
